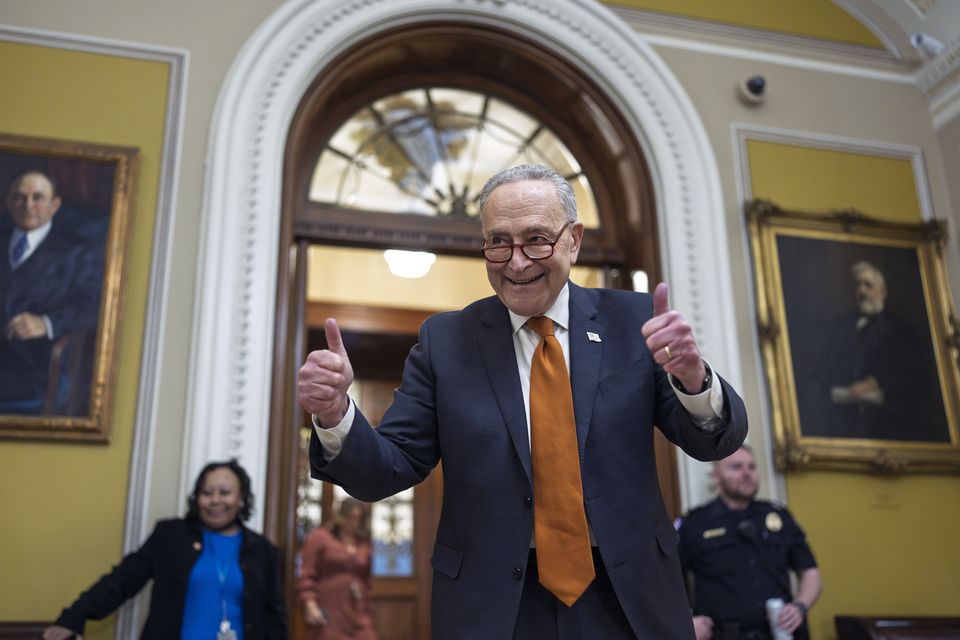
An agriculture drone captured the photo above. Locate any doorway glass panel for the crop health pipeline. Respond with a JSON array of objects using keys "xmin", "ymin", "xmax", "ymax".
[{"xmin": 309, "ymin": 86, "xmax": 600, "ymax": 228}]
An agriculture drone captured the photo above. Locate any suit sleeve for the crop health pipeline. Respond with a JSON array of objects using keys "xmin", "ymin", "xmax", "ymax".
[
  {"xmin": 45, "ymin": 240, "xmax": 103, "ymax": 337},
  {"xmin": 53, "ymin": 524, "xmax": 159, "ymax": 634},
  {"xmin": 309, "ymin": 318, "xmax": 442, "ymax": 501},
  {"xmin": 652, "ymin": 352, "xmax": 748, "ymax": 462}
]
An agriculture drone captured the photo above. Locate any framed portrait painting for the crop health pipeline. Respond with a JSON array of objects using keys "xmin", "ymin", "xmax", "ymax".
[
  {"xmin": 0, "ymin": 133, "xmax": 138, "ymax": 442},
  {"xmin": 746, "ymin": 200, "xmax": 960, "ymax": 472}
]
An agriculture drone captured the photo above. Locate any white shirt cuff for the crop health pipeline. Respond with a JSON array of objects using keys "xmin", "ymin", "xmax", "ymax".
[
  {"xmin": 312, "ymin": 399, "xmax": 355, "ymax": 462},
  {"xmin": 669, "ymin": 359, "xmax": 726, "ymax": 431}
]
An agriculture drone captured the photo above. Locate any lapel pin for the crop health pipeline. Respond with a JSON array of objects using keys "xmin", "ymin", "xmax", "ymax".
[{"xmin": 586, "ymin": 331, "xmax": 601, "ymax": 343}]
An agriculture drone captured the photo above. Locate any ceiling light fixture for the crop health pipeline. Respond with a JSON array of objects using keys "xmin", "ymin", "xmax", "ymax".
[{"xmin": 383, "ymin": 249, "xmax": 437, "ymax": 279}]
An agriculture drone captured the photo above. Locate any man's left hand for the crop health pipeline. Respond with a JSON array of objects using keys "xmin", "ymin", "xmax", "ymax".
[
  {"xmin": 777, "ymin": 603, "xmax": 806, "ymax": 634},
  {"xmin": 641, "ymin": 282, "xmax": 706, "ymax": 392},
  {"xmin": 5, "ymin": 312, "xmax": 47, "ymax": 340}
]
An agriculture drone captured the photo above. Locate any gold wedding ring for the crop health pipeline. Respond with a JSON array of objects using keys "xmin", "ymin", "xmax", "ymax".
[{"xmin": 664, "ymin": 345, "xmax": 673, "ymax": 361}]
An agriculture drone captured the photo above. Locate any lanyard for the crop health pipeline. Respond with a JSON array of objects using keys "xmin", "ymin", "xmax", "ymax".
[{"xmin": 208, "ymin": 533, "xmax": 238, "ymax": 640}]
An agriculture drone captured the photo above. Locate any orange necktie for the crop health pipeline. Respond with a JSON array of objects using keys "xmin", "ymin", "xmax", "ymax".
[{"xmin": 527, "ymin": 316, "xmax": 595, "ymax": 606}]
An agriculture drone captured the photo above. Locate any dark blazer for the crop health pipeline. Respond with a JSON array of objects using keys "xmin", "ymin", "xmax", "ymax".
[
  {"xmin": 803, "ymin": 308, "xmax": 946, "ymax": 442},
  {"xmin": 54, "ymin": 518, "xmax": 287, "ymax": 639},
  {"xmin": 310, "ymin": 283, "xmax": 748, "ymax": 639},
  {"xmin": 0, "ymin": 221, "xmax": 102, "ymax": 403}
]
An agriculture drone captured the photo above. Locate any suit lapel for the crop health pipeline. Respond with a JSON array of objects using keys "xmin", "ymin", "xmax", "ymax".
[
  {"xmin": 477, "ymin": 300, "xmax": 532, "ymax": 487},
  {"xmin": 568, "ymin": 284, "xmax": 603, "ymax": 453}
]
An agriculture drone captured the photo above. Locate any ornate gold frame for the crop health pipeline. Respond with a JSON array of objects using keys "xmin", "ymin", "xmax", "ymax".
[
  {"xmin": 0, "ymin": 133, "xmax": 138, "ymax": 442},
  {"xmin": 746, "ymin": 200, "xmax": 960, "ymax": 472}
]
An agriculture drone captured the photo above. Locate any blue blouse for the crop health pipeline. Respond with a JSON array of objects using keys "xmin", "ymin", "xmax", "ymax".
[{"xmin": 181, "ymin": 529, "xmax": 245, "ymax": 640}]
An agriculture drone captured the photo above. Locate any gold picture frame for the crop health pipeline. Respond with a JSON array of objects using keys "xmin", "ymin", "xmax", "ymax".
[
  {"xmin": 0, "ymin": 133, "xmax": 138, "ymax": 442},
  {"xmin": 746, "ymin": 199, "xmax": 960, "ymax": 472}
]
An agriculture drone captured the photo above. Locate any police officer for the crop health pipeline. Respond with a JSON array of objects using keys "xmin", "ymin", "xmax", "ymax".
[{"xmin": 677, "ymin": 445, "xmax": 822, "ymax": 640}]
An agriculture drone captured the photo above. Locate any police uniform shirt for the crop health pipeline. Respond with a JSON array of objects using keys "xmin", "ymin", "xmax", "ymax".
[{"xmin": 677, "ymin": 497, "xmax": 817, "ymax": 632}]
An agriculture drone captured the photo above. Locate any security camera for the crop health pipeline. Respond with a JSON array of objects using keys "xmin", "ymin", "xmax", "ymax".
[
  {"xmin": 738, "ymin": 74, "xmax": 766, "ymax": 105},
  {"xmin": 910, "ymin": 33, "xmax": 945, "ymax": 59}
]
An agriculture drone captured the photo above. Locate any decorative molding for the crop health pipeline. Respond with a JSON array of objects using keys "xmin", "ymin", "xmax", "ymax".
[
  {"xmin": 832, "ymin": 0, "xmax": 905, "ymax": 60},
  {"xmin": 907, "ymin": 0, "xmax": 938, "ymax": 19},
  {"xmin": 917, "ymin": 35, "xmax": 960, "ymax": 91},
  {"xmin": 915, "ymin": 35, "xmax": 960, "ymax": 128},
  {"xmin": 929, "ymin": 74, "xmax": 960, "ymax": 129},
  {"xmin": 640, "ymin": 32, "xmax": 913, "ymax": 84},
  {"xmin": 609, "ymin": 3, "xmax": 905, "ymax": 66},
  {"xmin": 191, "ymin": 0, "xmax": 744, "ymax": 518},
  {"xmin": 0, "ymin": 25, "xmax": 189, "ymax": 640}
]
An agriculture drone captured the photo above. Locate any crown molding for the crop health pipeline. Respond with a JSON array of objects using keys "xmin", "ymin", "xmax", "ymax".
[
  {"xmin": 608, "ymin": 4, "xmax": 908, "ymax": 68},
  {"xmin": 915, "ymin": 35, "xmax": 960, "ymax": 129}
]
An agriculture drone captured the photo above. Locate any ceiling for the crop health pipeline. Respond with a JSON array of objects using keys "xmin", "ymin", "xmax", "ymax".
[{"xmin": 604, "ymin": 0, "xmax": 960, "ymax": 65}]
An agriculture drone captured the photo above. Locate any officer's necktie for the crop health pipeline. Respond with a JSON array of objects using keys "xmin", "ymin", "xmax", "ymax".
[
  {"xmin": 527, "ymin": 315, "xmax": 595, "ymax": 606},
  {"xmin": 11, "ymin": 234, "xmax": 28, "ymax": 268}
]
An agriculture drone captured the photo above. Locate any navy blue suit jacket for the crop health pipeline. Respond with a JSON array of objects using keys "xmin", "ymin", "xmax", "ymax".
[
  {"xmin": 310, "ymin": 283, "xmax": 748, "ymax": 639},
  {"xmin": 0, "ymin": 221, "xmax": 103, "ymax": 404}
]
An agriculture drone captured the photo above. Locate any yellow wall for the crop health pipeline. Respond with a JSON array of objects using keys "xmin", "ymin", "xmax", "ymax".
[
  {"xmin": 748, "ymin": 141, "xmax": 921, "ymax": 223},
  {"xmin": 0, "ymin": 42, "xmax": 168, "ymax": 636},
  {"xmin": 747, "ymin": 141, "xmax": 960, "ymax": 639},
  {"xmin": 604, "ymin": 0, "xmax": 883, "ymax": 48}
]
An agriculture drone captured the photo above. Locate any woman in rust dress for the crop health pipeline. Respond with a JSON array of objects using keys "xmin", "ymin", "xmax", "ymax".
[{"xmin": 299, "ymin": 498, "xmax": 378, "ymax": 640}]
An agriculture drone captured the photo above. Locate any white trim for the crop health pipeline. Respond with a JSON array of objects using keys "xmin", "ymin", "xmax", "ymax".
[
  {"xmin": 930, "ymin": 77, "xmax": 960, "ymax": 129},
  {"xmin": 0, "ymin": 25, "xmax": 189, "ymax": 640},
  {"xmin": 917, "ymin": 35, "xmax": 960, "ymax": 129},
  {"xmin": 832, "ymin": 0, "xmax": 905, "ymax": 60},
  {"xmin": 0, "ymin": 24, "xmax": 188, "ymax": 63},
  {"xmin": 916, "ymin": 35, "xmax": 960, "ymax": 92},
  {"xmin": 729, "ymin": 123, "xmax": 936, "ymax": 504},
  {"xmin": 190, "ymin": 0, "xmax": 745, "ymax": 520},
  {"xmin": 641, "ymin": 32, "xmax": 914, "ymax": 85},
  {"xmin": 611, "ymin": 3, "xmax": 903, "ymax": 64}
]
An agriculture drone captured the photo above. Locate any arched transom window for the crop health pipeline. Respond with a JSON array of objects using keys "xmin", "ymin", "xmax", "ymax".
[{"xmin": 308, "ymin": 87, "xmax": 599, "ymax": 228}]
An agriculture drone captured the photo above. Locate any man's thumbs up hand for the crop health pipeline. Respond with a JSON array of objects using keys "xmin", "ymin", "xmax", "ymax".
[
  {"xmin": 298, "ymin": 318, "xmax": 355, "ymax": 427},
  {"xmin": 641, "ymin": 282, "xmax": 707, "ymax": 392}
]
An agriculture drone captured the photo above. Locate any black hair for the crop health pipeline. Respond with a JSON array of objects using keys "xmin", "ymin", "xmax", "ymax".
[
  {"xmin": 185, "ymin": 459, "xmax": 253, "ymax": 523},
  {"xmin": 8, "ymin": 169, "xmax": 59, "ymax": 198}
]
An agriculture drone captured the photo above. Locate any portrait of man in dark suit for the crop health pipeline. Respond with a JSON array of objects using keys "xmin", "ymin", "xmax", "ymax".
[
  {"xmin": 778, "ymin": 235, "xmax": 950, "ymax": 444},
  {"xmin": 0, "ymin": 169, "xmax": 105, "ymax": 416}
]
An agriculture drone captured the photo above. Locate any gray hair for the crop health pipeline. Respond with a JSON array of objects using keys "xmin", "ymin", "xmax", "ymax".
[
  {"xmin": 851, "ymin": 260, "xmax": 886, "ymax": 290},
  {"xmin": 476, "ymin": 164, "xmax": 578, "ymax": 223}
]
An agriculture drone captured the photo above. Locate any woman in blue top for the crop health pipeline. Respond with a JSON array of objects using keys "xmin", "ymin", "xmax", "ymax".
[{"xmin": 43, "ymin": 460, "xmax": 287, "ymax": 639}]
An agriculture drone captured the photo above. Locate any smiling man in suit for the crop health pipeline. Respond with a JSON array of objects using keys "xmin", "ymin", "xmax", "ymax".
[
  {"xmin": 0, "ymin": 170, "xmax": 103, "ymax": 413},
  {"xmin": 298, "ymin": 164, "xmax": 748, "ymax": 639}
]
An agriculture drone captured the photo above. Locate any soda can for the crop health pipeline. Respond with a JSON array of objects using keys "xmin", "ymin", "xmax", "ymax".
[{"xmin": 765, "ymin": 597, "xmax": 793, "ymax": 640}]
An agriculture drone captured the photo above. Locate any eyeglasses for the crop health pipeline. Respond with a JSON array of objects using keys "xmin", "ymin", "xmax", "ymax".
[{"xmin": 480, "ymin": 222, "xmax": 572, "ymax": 264}]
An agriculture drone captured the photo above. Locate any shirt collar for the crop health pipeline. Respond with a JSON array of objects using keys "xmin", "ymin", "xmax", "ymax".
[
  {"xmin": 11, "ymin": 221, "xmax": 53, "ymax": 251},
  {"xmin": 507, "ymin": 283, "xmax": 570, "ymax": 335}
]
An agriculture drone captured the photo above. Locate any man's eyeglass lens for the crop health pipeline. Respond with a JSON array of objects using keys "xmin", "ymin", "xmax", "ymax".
[{"xmin": 481, "ymin": 224, "xmax": 569, "ymax": 263}]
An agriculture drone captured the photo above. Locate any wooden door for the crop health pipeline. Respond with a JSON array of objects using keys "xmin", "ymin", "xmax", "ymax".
[{"xmin": 289, "ymin": 304, "xmax": 441, "ymax": 640}]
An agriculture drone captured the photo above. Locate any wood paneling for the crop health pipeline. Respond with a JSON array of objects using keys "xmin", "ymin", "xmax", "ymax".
[{"xmin": 0, "ymin": 622, "xmax": 47, "ymax": 639}]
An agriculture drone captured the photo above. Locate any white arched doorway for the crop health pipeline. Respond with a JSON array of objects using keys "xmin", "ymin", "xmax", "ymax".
[{"xmin": 186, "ymin": 0, "xmax": 742, "ymax": 531}]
